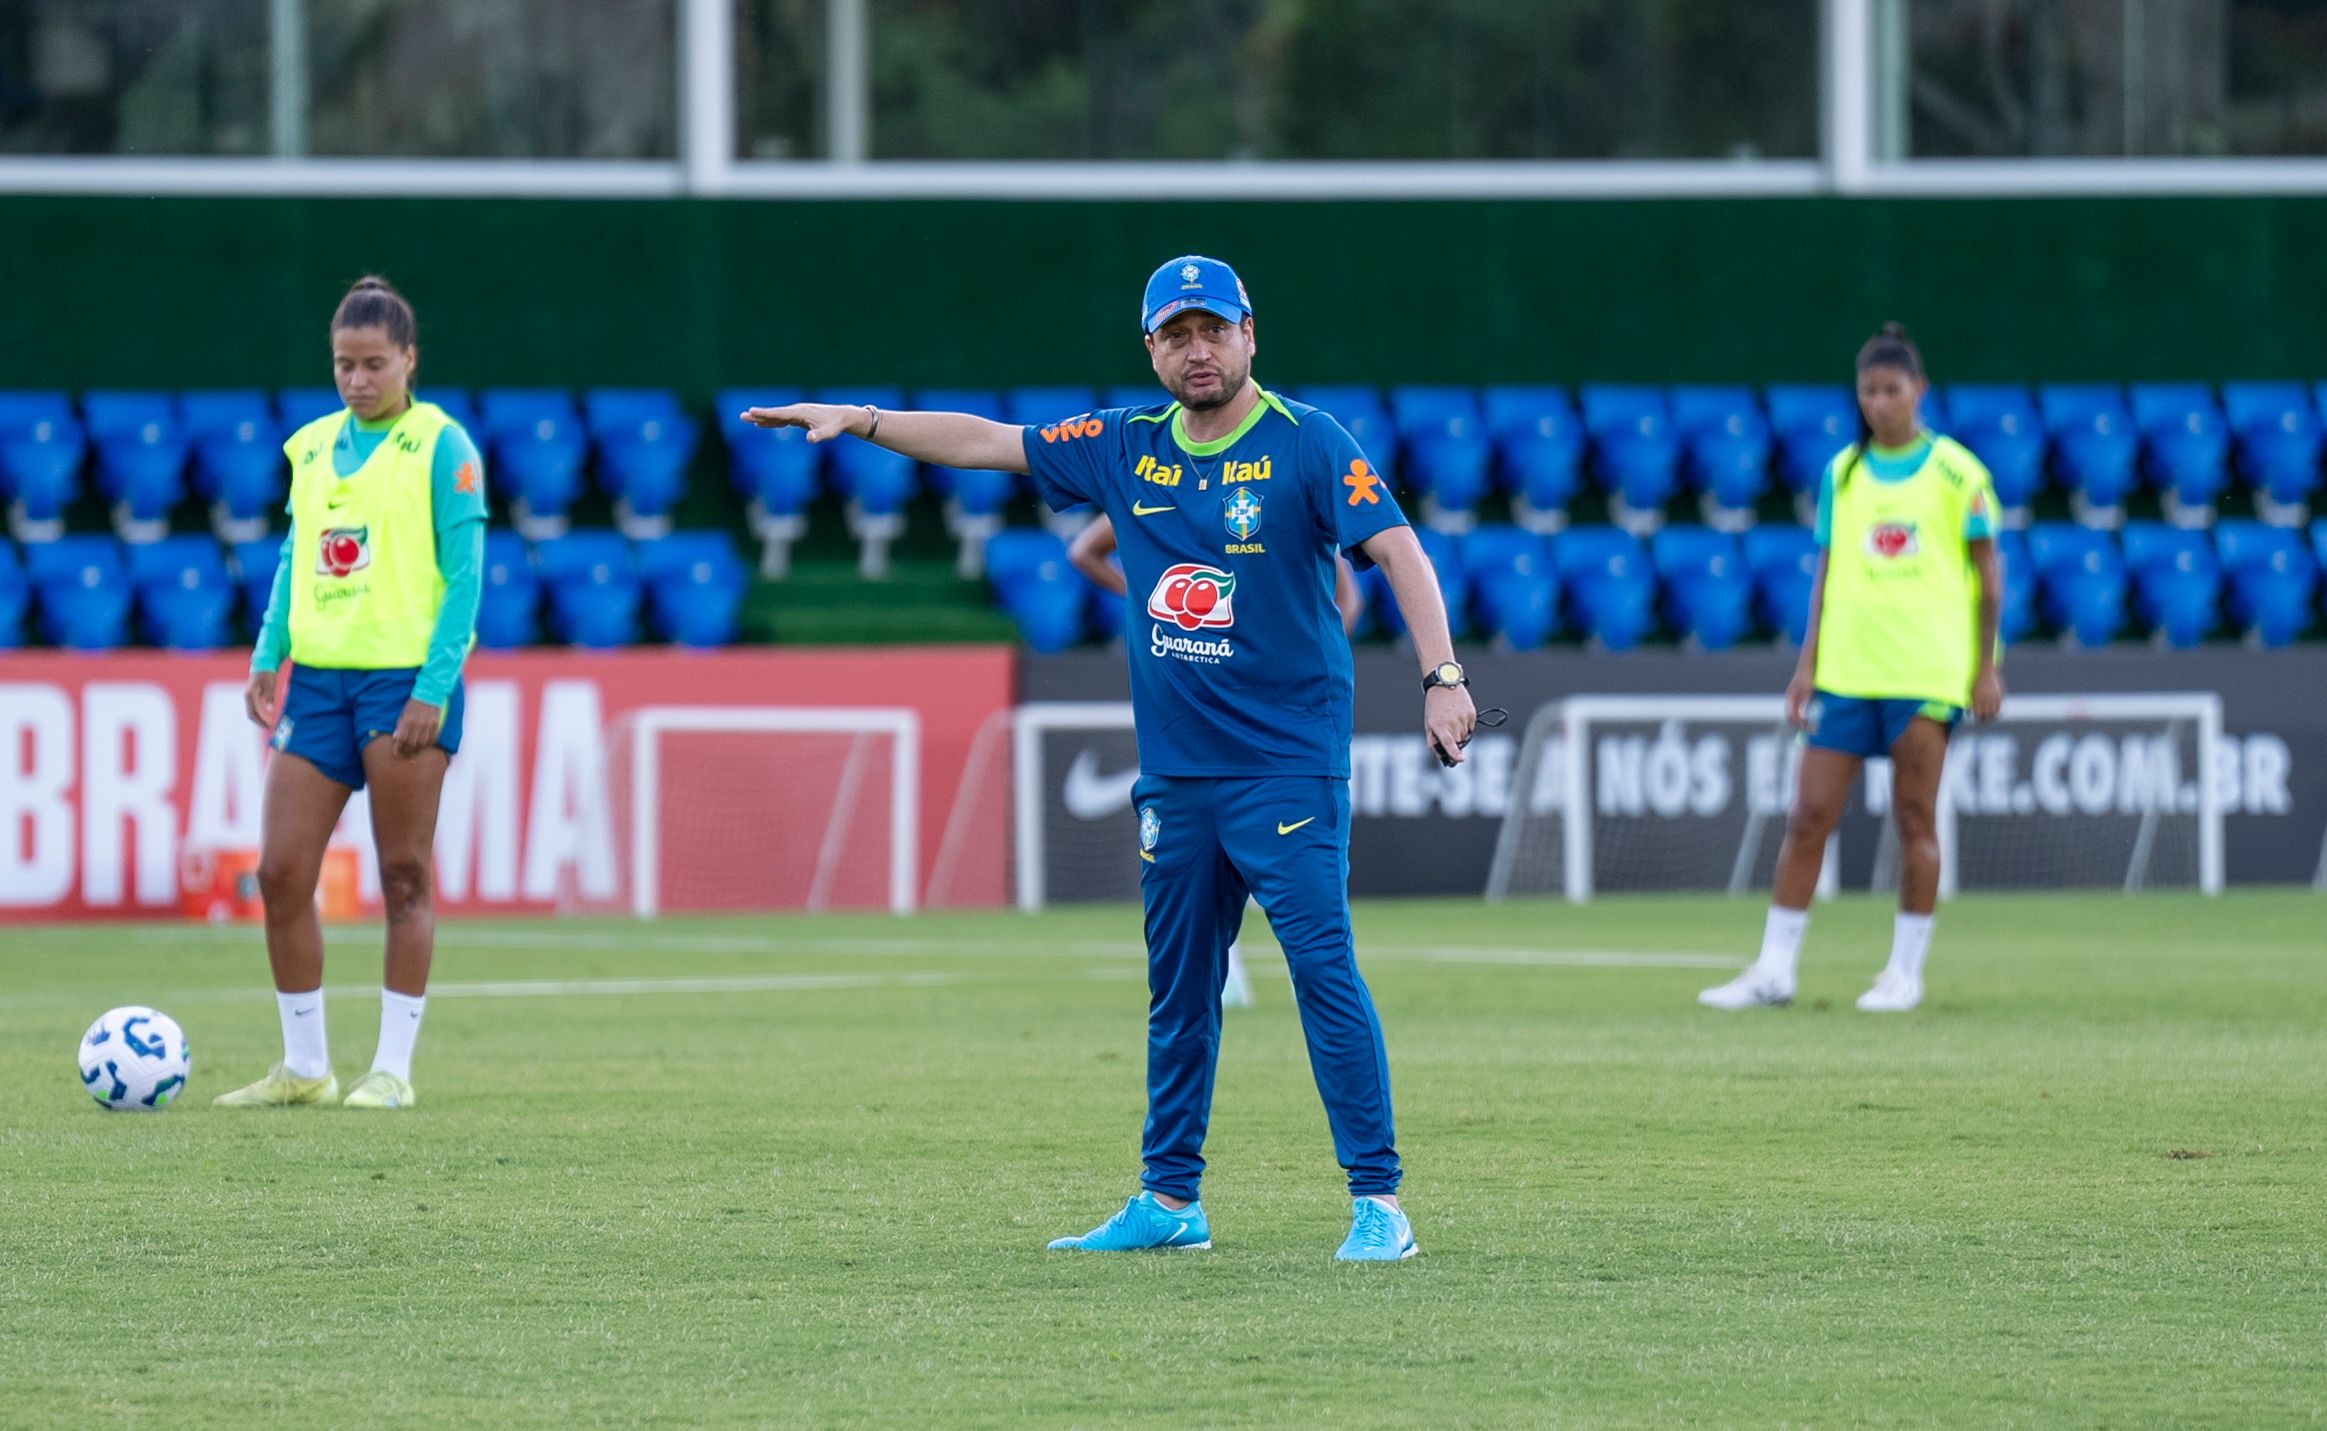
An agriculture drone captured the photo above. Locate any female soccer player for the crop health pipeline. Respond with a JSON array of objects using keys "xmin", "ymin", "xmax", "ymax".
[
  {"xmin": 1700, "ymin": 323, "xmax": 2004, "ymax": 1014},
  {"xmin": 216, "ymin": 276, "xmax": 486, "ymax": 1109},
  {"xmin": 1068, "ymin": 514, "xmax": 1365, "ymax": 1009}
]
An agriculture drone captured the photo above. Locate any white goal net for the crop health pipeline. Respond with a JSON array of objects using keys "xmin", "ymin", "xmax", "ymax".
[
  {"xmin": 1486, "ymin": 693, "xmax": 2224, "ymax": 903},
  {"xmin": 566, "ymin": 705, "xmax": 920, "ymax": 917}
]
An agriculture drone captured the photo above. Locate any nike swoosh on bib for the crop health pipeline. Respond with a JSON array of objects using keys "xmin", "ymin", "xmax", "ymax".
[
  {"xmin": 1131, "ymin": 501, "xmax": 1175, "ymax": 516},
  {"xmin": 1277, "ymin": 817, "xmax": 1316, "ymax": 835},
  {"xmin": 1061, "ymin": 750, "xmax": 1140, "ymax": 820}
]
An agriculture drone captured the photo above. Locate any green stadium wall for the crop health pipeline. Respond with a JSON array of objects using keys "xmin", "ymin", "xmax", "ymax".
[{"xmin": 4, "ymin": 196, "xmax": 2324, "ymax": 394}]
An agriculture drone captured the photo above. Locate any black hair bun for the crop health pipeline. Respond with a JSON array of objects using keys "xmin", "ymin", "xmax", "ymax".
[{"xmin": 1879, "ymin": 321, "xmax": 1910, "ymax": 340}]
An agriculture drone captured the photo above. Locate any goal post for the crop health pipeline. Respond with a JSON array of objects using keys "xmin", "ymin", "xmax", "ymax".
[
  {"xmin": 607, "ymin": 705, "xmax": 920, "ymax": 917},
  {"xmin": 1487, "ymin": 691, "xmax": 2224, "ymax": 903}
]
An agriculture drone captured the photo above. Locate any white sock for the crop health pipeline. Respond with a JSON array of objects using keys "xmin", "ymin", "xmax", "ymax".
[
  {"xmin": 1888, "ymin": 913, "xmax": 1934, "ymax": 981},
  {"xmin": 1757, "ymin": 906, "xmax": 1809, "ymax": 983},
  {"xmin": 276, "ymin": 989, "xmax": 329, "ymax": 1078},
  {"xmin": 371, "ymin": 990, "xmax": 426, "ymax": 1081}
]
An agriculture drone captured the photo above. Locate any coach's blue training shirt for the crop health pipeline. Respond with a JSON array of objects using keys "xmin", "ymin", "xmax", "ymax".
[{"xmin": 1022, "ymin": 383, "xmax": 1408, "ymax": 778}]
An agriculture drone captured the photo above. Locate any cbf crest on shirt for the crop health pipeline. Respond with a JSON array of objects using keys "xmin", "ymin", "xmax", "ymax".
[{"xmin": 1022, "ymin": 384, "xmax": 1409, "ymax": 778}]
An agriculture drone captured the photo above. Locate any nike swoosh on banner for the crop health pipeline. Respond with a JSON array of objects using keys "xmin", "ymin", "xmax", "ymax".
[
  {"xmin": 1131, "ymin": 502, "xmax": 1174, "ymax": 516},
  {"xmin": 1277, "ymin": 817, "xmax": 1316, "ymax": 835},
  {"xmin": 1061, "ymin": 750, "xmax": 1140, "ymax": 820}
]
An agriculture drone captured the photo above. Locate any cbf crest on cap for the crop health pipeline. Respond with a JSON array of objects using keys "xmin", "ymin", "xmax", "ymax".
[{"xmin": 1142, "ymin": 255, "xmax": 1251, "ymax": 335}]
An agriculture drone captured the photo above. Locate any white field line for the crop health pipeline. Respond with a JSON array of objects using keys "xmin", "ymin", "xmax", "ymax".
[{"xmin": 12, "ymin": 967, "xmax": 1158, "ymax": 1009}]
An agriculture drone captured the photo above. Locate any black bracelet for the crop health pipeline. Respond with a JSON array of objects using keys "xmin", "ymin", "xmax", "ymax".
[{"xmin": 863, "ymin": 404, "xmax": 881, "ymax": 439}]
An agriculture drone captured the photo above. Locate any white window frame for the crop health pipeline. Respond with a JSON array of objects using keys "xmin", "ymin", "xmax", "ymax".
[{"xmin": 1, "ymin": 1, "xmax": 2323, "ymax": 198}]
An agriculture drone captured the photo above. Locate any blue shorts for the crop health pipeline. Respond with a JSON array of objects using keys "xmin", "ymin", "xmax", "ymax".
[
  {"xmin": 270, "ymin": 666, "xmax": 464, "ymax": 791},
  {"xmin": 1802, "ymin": 690, "xmax": 1961, "ymax": 760}
]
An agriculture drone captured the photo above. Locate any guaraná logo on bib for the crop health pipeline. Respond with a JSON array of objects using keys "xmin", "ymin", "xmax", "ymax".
[
  {"xmin": 317, "ymin": 526, "xmax": 372, "ymax": 577},
  {"xmin": 1865, "ymin": 521, "xmax": 1919, "ymax": 559},
  {"xmin": 1146, "ymin": 563, "xmax": 1235, "ymax": 631}
]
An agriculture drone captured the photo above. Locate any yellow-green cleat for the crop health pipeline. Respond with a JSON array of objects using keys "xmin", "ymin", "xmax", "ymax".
[
  {"xmin": 212, "ymin": 1063, "xmax": 339, "ymax": 1108},
  {"xmin": 341, "ymin": 1071, "xmax": 415, "ymax": 1109}
]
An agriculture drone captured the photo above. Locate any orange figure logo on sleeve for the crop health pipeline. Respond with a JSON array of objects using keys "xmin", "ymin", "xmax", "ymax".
[
  {"xmin": 454, "ymin": 460, "xmax": 479, "ymax": 495},
  {"xmin": 1343, "ymin": 458, "xmax": 1383, "ymax": 506}
]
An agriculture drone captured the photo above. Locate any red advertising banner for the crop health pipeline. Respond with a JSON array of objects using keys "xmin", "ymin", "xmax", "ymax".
[{"xmin": 0, "ymin": 648, "xmax": 1015, "ymax": 922}]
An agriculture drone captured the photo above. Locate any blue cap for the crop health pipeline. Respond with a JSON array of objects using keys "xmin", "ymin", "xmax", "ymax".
[{"xmin": 1142, "ymin": 255, "xmax": 1251, "ymax": 335}]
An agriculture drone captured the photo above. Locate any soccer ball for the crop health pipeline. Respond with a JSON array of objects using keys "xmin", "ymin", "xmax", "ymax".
[{"xmin": 78, "ymin": 1006, "xmax": 191, "ymax": 1112}]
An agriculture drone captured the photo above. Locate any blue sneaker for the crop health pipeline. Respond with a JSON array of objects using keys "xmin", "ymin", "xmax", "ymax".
[
  {"xmin": 1047, "ymin": 1191, "xmax": 1212, "ymax": 1252},
  {"xmin": 1335, "ymin": 1197, "xmax": 1418, "ymax": 1261}
]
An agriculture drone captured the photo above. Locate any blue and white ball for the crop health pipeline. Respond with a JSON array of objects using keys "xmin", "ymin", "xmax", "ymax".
[{"xmin": 78, "ymin": 1006, "xmax": 191, "ymax": 1112}]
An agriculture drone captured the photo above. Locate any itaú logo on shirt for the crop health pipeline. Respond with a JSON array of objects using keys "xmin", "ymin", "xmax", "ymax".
[
  {"xmin": 1146, "ymin": 563, "xmax": 1236, "ymax": 631},
  {"xmin": 1864, "ymin": 520, "xmax": 1920, "ymax": 559},
  {"xmin": 316, "ymin": 526, "xmax": 372, "ymax": 577}
]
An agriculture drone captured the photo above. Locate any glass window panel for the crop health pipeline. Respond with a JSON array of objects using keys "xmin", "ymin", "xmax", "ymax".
[
  {"xmin": 0, "ymin": 0, "xmax": 273, "ymax": 156},
  {"xmin": 864, "ymin": 0, "xmax": 1817, "ymax": 162},
  {"xmin": 1887, "ymin": 0, "xmax": 2327, "ymax": 158},
  {"xmin": 305, "ymin": 0, "xmax": 676, "ymax": 159},
  {"xmin": 735, "ymin": 0, "xmax": 826, "ymax": 160}
]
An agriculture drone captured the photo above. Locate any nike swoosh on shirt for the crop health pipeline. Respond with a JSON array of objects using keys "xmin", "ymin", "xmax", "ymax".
[
  {"xmin": 1130, "ymin": 501, "xmax": 1175, "ymax": 516},
  {"xmin": 1277, "ymin": 818, "xmax": 1316, "ymax": 835},
  {"xmin": 1061, "ymin": 750, "xmax": 1140, "ymax": 820}
]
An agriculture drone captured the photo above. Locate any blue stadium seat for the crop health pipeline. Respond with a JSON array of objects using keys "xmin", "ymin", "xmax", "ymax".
[
  {"xmin": 913, "ymin": 389, "xmax": 1015, "ymax": 512},
  {"xmin": 2128, "ymin": 384, "xmax": 2230, "ymax": 521},
  {"xmin": 638, "ymin": 532, "xmax": 746, "ymax": 647},
  {"xmin": 532, "ymin": 529, "xmax": 631, "ymax": 587},
  {"xmin": 1992, "ymin": 529, "xmax": 2036, "ymax": 643},
  {"xmin": 0, "ymin": 541, "xmax": 26, "ymax": 645},
  {"xmin": 1456, "ymin": 524, "xmax": 1557, "ymax": 649},
  {"xmin": 480, "ymin": 389, "xmax": 588, "ymax": 534},
  {"xmin": 716, "ymin": 387, "xmax": 821, "ymax": 575},
  {"xmin": 81, "ymin": 391, "xmax": 188, "ymax": 532},
  {"xmin": 1005, "ymin": 388, "xmax": 1101, "ymax": 428},
  {"xmin": 1551, "ymin": 525, "xmax": 1656, "ymax": 651},
  {"xmin": 1086, "ymin": 585, "xmax": 1128, "ymax": 643},
  {"xmin": 2025, "ymin": 522, "xmax": 2127, "ymax": 646},
  {"xmin": 1741, "ymin": 523, "xmax": 1820, "ymax": 645},
  {"xmin": 1650, "ymin": 526, "xmax": 1752, "ymax": 650},
  {"xmin": 2039, "ymin": 385, "xmax": 2139, "ymax": 524},
  {"xmin": 36, "ymin": 568, "xmax": 131, "ymax": 650},
  {"xmin": 1391, "ymin": 386, "xmax": 1491, "ymax": 527},
  {"xmin": 26, "ymin": 533, "xmax": 124, "ymax": 589},
  {"xmin": 1292, "ymin": 387, "xmax": 1394, "ymax": 481},
  {"xmin": 2220, "ymin": 382, "xmax": 2322, "ymax": 520},
  {"xmin": 2213, "ymin": 518, "xmax": 2318, "ymax": 647},
  {"xmin": 1942, "ymin": 385, "xmax": 2045, "ymax": 517},
  {"xmin": 0, "ymin": 392, "xmax": 85, "ymax": 531},
  {"xmin": 585, "ymin": 389, "xmax": 698, "ymax": 535},
  {"xmin": 814, "ymin": 387, "xmax": 918, "ymax": 576},
  {"xmin": 1669, "ymin": 387, "xmax": 1771, "ymax": 528},
  {"xmin": 1579, "ymin": 386, "xmax": 1680, "ymax": 529},
  {"xmin": 1481, "ymin": 386, "xmax": 1584, "ymax": 530},
  {"xmin": 420, "ymin": 388, "xmax": 476, "ymax": 436},
  {"xmin": 1104, "ymin": 385, "xmax": 1166, "ymax": 411},
  {"xmin": 2118, "ymin": 520, "xmax": 2221, "ymax": 647},
  {"xmin": 276, "ymin": 387, "xmax": 345, "ymax": 432},
  {"xmin": 229, "ymin": 535, "xmax": 285, "ymax": 623},
  {"xmin": 1764, "ymin": 385, "xmax": 1856, "ymax": 499},
  {"xmin": 126, "ymin": 533, "xmax": 228, "ymax": 591},
  {"xmin": 981, "ymin": 529, "xmax": 1085, "ymax": 652},
  {"xmin": 180, "ymin": 390, "xmax": 285, "ymax": 533},
  {"xmin": 476, "ymin": 530, "xmax": 537, "ymax": 649},
  {"xmin": 138, "ymin": 568, "xmax": 235, "ymax": 649},
  {"xmin": 1366, "ymin": 526, "xmax": 1469, "ymax": 641}
]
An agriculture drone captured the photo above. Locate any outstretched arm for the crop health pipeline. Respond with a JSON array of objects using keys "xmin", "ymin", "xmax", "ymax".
[
  {"xmin": 740, "ymin": 401, "xmax": 1028, "ymax": 474},
  {"xmin": 1358, "ymin": 524, "xmax": 1477, "ymax": 765}
]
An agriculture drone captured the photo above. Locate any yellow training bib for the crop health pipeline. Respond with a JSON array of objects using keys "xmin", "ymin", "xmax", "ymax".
[
  {"xmin": 284, "ymin": 402, "xmax": 449, "ymax": 669},
  {"xmin": 1813, "ymin": 435, "xmax": 1995, "ymax": 706}
]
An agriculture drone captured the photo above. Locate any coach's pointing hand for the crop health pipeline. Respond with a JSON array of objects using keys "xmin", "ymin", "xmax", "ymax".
[{"xmin": 738, "ymin": 402, "xmax": 872, "ymax": 443}]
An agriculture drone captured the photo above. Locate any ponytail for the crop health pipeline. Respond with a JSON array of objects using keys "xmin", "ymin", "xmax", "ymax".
[{"xmin": 331, "ymin": 275, "xmax": 417, "ymax": 348}]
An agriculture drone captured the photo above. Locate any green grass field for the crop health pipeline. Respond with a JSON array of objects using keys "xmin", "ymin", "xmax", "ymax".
[{"xmin": 5, "ymin": 893, "xmax": 2323, "ymax": 1429}]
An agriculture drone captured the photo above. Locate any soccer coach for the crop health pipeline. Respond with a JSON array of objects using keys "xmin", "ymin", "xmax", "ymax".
[{"xmin": 741, "ymin": 255, "xmax": 1475, "ymax": 1261}]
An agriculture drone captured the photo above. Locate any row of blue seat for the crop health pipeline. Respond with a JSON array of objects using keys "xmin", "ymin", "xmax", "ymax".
[
  {"xmin": 981, "ymin": 518, "xmax": 2327, "ymax": 653},
  {"xmin": 0, "ymin": 528, "xmax": 746, "ymax": 651},
  {"xmin": 15, "ymin": 381, "xmax": 2322, "ymax": 559}
]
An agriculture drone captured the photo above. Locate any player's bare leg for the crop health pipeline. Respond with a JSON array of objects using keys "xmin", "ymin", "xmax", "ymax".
[
  {"xmin": 1703, "ymin": 747, "xmax": 1860, "ymax": 1009},
  {"xmin": 215, "ymin": 754, "xmax": 352, "ymax": 1106},
  {"xmin": 1861, "ymin": 717, "xmax": 1949, "ymax": 1012},
  {"xmin": 344, "ymin": 738, "xmax": 449, "ymax": 1107}
]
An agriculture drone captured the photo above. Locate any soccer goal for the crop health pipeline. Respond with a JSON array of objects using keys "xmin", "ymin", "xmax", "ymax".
[
  {"xmin": 575, "ymin": 705, "xmax": 920, "ymax": 917},
  {"xmin": 1010, "ymin": 701, "xmax": 1141, "ymax": 910},
  {"xmin": 1486, "ymin": 692, "xmax": 2224, "ymax": 903}
]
